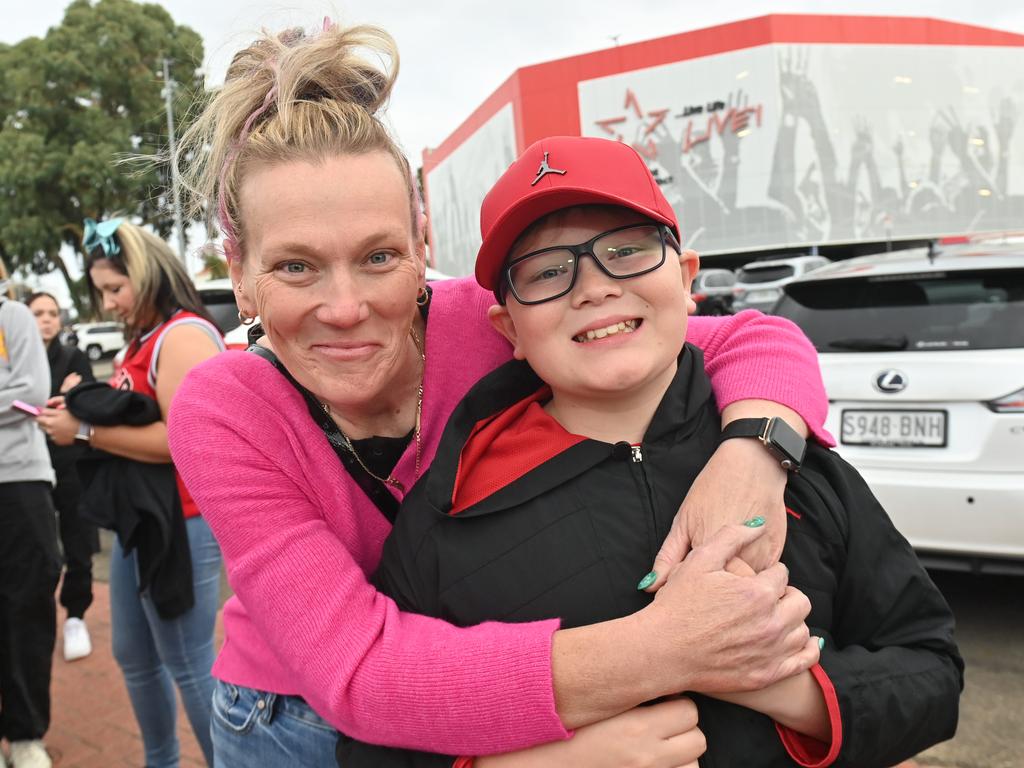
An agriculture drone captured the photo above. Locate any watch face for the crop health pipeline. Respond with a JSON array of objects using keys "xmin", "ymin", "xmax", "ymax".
[{"xmin": 766, "ymin": 418, "xmax": 807, "ymax": 467}]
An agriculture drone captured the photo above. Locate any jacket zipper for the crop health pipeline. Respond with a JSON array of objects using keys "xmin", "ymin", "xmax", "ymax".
[{"xmin": 620, "ymin": 442, "xmax": 658, "ymax": 559}]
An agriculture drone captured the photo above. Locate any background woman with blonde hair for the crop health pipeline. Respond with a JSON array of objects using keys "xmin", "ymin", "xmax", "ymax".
[
  {"xmin": 169, "ymin": 20, "xmax": 830, "ymax": 767},
  {"xmin": 38, "ymin": 219, "xmax": 225, "ymax": 768}
]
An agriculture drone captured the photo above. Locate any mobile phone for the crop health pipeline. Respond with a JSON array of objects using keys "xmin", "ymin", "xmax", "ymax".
[{"xmin": 12, "ymin": 400, "xmax": 42, "ymax": 417}]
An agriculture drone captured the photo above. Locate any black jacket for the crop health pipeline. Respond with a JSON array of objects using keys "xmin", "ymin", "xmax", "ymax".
[
  {"xmin": 68, "ymin": 382, "xmax": 194, "ymax": 619},
  {"xmin": 45, "ymin": 340, "xmax": 95, "ymax": 473},
  {"xmin": 339, "ymin": 346, "xmax": 963, "ymax": 768}
]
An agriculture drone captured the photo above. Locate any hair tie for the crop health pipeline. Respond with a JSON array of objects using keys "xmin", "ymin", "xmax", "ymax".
[{"xmin": 83, "ymin": 217, "xmax": 124, "ymax": 257}]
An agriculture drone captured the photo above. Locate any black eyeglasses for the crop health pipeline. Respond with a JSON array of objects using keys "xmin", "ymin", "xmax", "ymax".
[{"xmin": 501, "ymin": 223, "xmax": 680, "ymax": 305}]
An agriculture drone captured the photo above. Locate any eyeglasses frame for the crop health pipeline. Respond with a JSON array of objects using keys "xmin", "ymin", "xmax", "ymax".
[{"xmin": 499, "ymin": 222, "xmax": 682, "ymax": 306}]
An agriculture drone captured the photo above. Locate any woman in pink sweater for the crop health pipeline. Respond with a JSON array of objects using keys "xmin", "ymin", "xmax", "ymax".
[{"xmin": 169, "ymin": 21, "xmax": 830, "ymax": 767}]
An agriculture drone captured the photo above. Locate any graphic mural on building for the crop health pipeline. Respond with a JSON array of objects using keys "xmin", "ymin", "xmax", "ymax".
[
  {"xmin": 425, "ymin": 104, "xmax": 518, "ymax": 276},
  {"xmin": 578, "ymin": 44, "xmax": 1024, "ymax": 253}
]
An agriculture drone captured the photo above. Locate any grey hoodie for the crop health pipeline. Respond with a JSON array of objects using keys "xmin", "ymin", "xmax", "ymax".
[{"xmin": 0, "ymin": 297, "xmax": 55, "ymax": 485}]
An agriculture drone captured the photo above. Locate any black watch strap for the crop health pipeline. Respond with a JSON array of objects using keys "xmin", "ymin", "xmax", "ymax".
[{"xmin": 720, "ymin": 417, "xmax": 806, "ymax": 471}]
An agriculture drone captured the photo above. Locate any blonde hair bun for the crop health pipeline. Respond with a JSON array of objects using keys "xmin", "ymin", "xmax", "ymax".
[{"xmin": 178, "ymin": 22, "xmax": 415, "ymax": 250}]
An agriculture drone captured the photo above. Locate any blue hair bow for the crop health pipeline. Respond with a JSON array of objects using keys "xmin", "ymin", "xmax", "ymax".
[{"xmin": 83, "ymin": 217, "xmax": 124, "ymax": 257}]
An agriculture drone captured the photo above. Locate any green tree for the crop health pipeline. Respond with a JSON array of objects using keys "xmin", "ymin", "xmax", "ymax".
[
  {"xmin": 0, "ymin": 0, "xmax": 206, "ymax": 316},
  {"xmin": 200, "ymin": 244, "xmax": 228, "ymax": 280}
]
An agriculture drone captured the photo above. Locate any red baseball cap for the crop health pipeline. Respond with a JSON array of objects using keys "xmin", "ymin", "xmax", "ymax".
[{"xmin": 475, "ymin": 136, "xmax": 680, "ymax": 292}]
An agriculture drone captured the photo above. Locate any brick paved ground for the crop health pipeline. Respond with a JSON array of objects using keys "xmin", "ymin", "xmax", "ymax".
[{"xmin": 34, "ymin": 581, "xmax": 220, "ymax": 767}]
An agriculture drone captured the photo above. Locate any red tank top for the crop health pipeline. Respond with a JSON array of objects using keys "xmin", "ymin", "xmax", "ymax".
[{"xmin": 110, "ymin": 310, "xmax": 224, "ymax": 519}]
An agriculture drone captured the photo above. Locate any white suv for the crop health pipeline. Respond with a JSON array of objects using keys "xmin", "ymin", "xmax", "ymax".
[
  {"xmin": 774, "ymin": 244, "xmax": 1024, "ymax": 571},
  {"xmin": 75, "ymin": 322, "xmax": 125, "ymax": 361},
  {"xmin": 733, "ymin": 255, "xmax": 831, "ymax": 314}
]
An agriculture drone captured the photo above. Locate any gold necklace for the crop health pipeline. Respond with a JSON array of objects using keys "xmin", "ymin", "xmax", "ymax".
[{"xmin": 324, "ymin": 325, "xmax": 425, "ymax": 493}]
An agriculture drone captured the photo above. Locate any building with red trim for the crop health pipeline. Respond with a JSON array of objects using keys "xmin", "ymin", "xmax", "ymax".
[{"xmin": 421, "ymin": 14, "xmax": 1024, "ymax": 275}]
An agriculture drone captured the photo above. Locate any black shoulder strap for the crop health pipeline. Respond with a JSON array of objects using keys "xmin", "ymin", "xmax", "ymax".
[{"xmin": 246, "ymin": 341, "xmax": 400, "ymax": 520}]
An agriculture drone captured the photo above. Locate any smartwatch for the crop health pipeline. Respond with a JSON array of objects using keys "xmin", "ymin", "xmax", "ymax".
[
  {"xmin": 74, "ymin": 421, "xmax": 94, "ymax": 444},
  {"xmin": 719, "ymin": 417, "xmax": 806, "ymax": 472}
]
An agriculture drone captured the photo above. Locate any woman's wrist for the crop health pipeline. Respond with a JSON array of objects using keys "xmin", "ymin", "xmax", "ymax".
[
  {"xmin": 74, "ymin": 420, "xmax": 94, "ymax": 444},
  {"xmin": 721, "ymin": 400, "xmax": 808, "ymax": 437},
  {"xmin": 551, "ymin": 614, "xmax": 664, "ymax": 729}
]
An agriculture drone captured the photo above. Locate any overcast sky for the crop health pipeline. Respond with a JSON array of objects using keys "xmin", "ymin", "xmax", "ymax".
[{"xmin": 5, "ymin": 0, "xmax": 1024, "ymax": 164}]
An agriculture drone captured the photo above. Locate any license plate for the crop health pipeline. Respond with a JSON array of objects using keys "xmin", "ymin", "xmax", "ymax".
[
  {"xmin": 840, "ymin": 410, "xmax": 947, "ymax": 447},
  {"xmin": 745, "ymin": 289, "xmax": 779, "ymax": 303}
]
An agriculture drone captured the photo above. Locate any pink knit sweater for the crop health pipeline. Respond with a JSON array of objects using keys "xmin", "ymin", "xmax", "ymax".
[{"xmin": 168, "ymin": 277, "xmax": 831, "ymax": 755}]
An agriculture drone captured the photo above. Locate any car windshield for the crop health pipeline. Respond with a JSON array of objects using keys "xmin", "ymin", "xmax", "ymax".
[
  {"xmin": 737, "ymin": 265, "xmax": 794, "ymax": 284},
  {"xmin": 775, "ymin": 268, "xmax": 1024, "ymax": 352}
]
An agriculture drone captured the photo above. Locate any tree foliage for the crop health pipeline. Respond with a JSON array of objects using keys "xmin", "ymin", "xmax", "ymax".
[{"xmin": 0, "ymin": 0, "xmax": 206, "ymax": 315}]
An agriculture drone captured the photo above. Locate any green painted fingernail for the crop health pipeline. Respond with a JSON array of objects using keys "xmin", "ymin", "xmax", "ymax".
[
  {"xmin": 743, "ymin": 516, "xmax": 766, "ymax": 528},
  {"xmin": 636, "ymin": 571, "xmax": 658, "ymax": 590},
  {"xmin": 818, "ymin": 637, "xmax": 826, "ymax": 650}
]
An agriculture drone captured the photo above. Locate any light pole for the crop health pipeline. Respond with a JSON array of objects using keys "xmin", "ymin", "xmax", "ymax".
[{"xmin": 162, "ymin": 58, "xmax": 188, "ymax": 264}]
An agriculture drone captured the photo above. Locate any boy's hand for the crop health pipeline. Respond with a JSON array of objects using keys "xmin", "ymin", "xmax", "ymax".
[
  {"xmin": 477, "ymin": 698, "xmax": 705, "ymax": 768},
  {"xmin": 644, "ymin": 437, "xmax": 787, "ymax": 590}
]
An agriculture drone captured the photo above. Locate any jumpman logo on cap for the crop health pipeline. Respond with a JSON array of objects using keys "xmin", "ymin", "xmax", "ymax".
[{"xmin": 531, "ymin": 152, "xmax": 567, "ymax": 186}]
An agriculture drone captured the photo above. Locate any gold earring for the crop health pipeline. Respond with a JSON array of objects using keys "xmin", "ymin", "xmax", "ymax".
[
  {"xmin": 237, "ymin": 310, "xmax": 255, "ymax": 326},
  {"xmin": 415, "ymin": 286, "xmax": 429, "ymax": 307}
]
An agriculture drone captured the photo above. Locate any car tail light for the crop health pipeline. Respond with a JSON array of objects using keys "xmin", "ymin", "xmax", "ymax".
[
  {"xmin": 692, "ymin": 292, "xmax": 706, "ymax": 303},
  {"xmin": 987, "ymin": 386, "xmax": 1024, "ymax": 413}
]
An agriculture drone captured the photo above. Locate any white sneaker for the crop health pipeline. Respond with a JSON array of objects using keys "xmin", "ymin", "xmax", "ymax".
[
  {"xmin": 8, "ymin": 741, "xmax": 51, "ymax": 768},
  {"xmin": 63, "ymin": 617, "xmax": 93, "ymax": 661}
]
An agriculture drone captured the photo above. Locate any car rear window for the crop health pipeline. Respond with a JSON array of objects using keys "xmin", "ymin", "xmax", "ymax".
[
  {"xmin": 775, "ymin": 268, "xmax": 1024, "ymax": 352},
  {"xmin": 737, "ymin": 265, "xmax": 795, "ymax": 284},
  {"xmin": 702, "ymin": 272, "xmax": 735, "ymax": 288},
  {"xmin": 200, "ymin": 289, "xmax": 240, "ymax": 334}
]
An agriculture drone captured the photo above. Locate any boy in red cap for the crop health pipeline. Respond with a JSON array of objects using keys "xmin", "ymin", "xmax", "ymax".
[{"xmin": 339, "ymin": 136, "xmax": 962, "ymax": 767}]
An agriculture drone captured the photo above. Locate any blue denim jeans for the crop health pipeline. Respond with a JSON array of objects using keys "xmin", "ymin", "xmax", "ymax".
[
  {"xmin": 109, "ymin": 515, "xmax": 222, "ymax": 767},
  {"xmin": 211, "ymin": 680, "xmax": 339, "ymax": 767}
]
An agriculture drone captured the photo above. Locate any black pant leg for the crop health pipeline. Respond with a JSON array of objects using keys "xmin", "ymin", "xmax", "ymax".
[
  {"xmin": 52, "ymin": 468, "xmax": 96, "ymax": 619},
  {"xmin": 0, "ymin": 480, "xmax": 61, "ymax": 741}
]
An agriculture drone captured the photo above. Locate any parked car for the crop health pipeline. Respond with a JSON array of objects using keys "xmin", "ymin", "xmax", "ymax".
[
  {"xmin": 773, "ymin": 244, "xmax": 1024, "ymax": 570},
  {"xmin": 733, "ymin": 255, "xmax": 831, "ymax": 313},
  {"xmin": 205, "ymin": 268, "xmax": 456, "ymax": 350},
  {"xmin": 74, "ymin": 321, "xmax": 125, "ymax": 361},
  {"xmin": 691, "ymin": 268, "xmax": 736, "ymax": 315}
]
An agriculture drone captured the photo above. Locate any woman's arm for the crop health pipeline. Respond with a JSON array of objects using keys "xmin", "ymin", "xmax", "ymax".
[
  {"xmin": 39, "ymin": 324, "xmax": 220, "ymax": 461},
  {"xmin": 643, "ymin": 310, "xmax": 831, "ymax": 582},
  {"xmin": 170, "ymin": 355, "xmax": 817, "ymax": 755}
]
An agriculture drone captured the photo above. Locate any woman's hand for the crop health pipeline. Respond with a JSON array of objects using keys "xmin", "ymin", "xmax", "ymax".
[
  {"xmin": 644, "ymin": 438, "xmax": 787, "ymax": 588},
  {"xmin": 36, "ymin": 406, "xmax": 81, "ymax": 446},
  {"xmin": 638, "ymin": 523, "xmax": 818, "ymax": 696},
  {"xmin": 643, "ymin": 405, "xmax": 807, "ymax": 589},
  {"xmin": 60, "ymin": 372, "xmax": 83, "ymax": 393},
  {"xmin": 477, "ymin": 698, "xmax": 704, "ymax": 768}
]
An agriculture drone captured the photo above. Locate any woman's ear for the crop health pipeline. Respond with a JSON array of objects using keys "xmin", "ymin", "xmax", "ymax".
[
  {"xmin": 487, "ymin": 304, "xmax": 527, "ymax": 360},
  {"xmin": 228, "ymin": 252, "xmax": 258, "ymax": 319},
  {"xmin": 679, "ymin": 248, "xmax": 700, "ymax": 315}
]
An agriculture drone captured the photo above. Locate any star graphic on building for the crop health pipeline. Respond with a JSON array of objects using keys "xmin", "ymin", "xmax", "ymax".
[{"xmin": 594, "ymin": 89, "xmax": 670, "ymax": 159}]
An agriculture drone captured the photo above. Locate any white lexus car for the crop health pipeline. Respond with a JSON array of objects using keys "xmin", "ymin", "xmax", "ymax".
[{"xmin": 774, "ymin": 242, "xmax": 1024, "ymax": 572}]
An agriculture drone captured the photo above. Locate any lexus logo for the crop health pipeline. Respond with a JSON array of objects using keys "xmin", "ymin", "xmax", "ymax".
[{"xmin": 874, "ymin": 369, "xmax": 908, "ymax": 394}]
